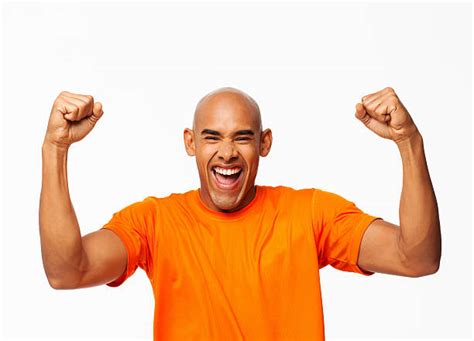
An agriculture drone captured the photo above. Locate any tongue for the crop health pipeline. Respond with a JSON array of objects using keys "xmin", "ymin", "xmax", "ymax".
[{"xmin": 215, "ymin": 171, "xmax": 240, "ymax": 185}]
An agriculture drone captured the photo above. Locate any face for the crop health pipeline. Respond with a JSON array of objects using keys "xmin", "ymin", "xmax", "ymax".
[{"xmin": 184, "ymin": 90, "xmax": 272, "ymax": 213}]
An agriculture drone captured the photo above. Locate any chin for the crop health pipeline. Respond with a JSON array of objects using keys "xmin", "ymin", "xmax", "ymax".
[
  {"xmin": 210, "ymin": 192, "xmax": 242, "ymax": 212},
  {"xmin": 199, "ymin": 158, "xmax": 258, "ymax": 213}
]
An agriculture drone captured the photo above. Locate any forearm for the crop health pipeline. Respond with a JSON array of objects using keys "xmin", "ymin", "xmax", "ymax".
[
  {"xmin": 39, "ymin": 142, "xmax": 85, "ymax": 287},
  {"xmin": 396, "ymin": 132, "xmax": 441, "ymax": 274}
]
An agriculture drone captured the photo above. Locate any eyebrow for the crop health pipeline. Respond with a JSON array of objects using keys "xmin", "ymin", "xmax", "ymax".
[
  {"xmin": 201, "ymin": 129, "xmax": 221, "ymax": 136},
  {"xmin": 200, "ymin": 129, "xmax": 255, "ymax": 137}
]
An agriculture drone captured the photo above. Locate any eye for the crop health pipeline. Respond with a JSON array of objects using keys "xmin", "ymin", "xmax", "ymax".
[
  {"xmin": 204, "ymin": 136, "xmax": 219, "ymax": 140},
  {"xmin": 235, "ymin": 137, "xmax": 251, "ymax": 141}
]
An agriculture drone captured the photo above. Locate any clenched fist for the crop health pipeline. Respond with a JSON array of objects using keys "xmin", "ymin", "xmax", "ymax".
[
  {"xmin": 355, "ymin": 87, "xmax": 419, "ymax": 145},
  {"xmin": 43, "ymin": 91, "xmax": 104, "ymax": 149}
]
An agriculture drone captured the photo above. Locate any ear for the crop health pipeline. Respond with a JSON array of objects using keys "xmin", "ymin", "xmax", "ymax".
[
  {"xmin": 183, "ymin": 128, "xmax": 195, "ymax": 156},
  {"xmin": 259, "ymin": 128, "xmax": 272, "ymax": 157}
]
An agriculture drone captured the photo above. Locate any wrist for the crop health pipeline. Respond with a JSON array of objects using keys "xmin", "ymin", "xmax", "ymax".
[
  {"xmin": 396, "ymin": 130, "xmax": 423, "ymax": 150},
  {"xmin": 396, "ymin": 131, "xmax": 424, "ymax": 161},
  {"xmin": 42, "ymin": 139, "xmax": 70, "ymax": 154}
]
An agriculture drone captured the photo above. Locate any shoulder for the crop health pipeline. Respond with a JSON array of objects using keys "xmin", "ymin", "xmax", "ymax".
[
  {"xmin": 310, "ymin": 188, "xmax": 356, "ymax": 207},
  {"xmin": 260, "ymin": 185, "xmax": 316, "ymax": 196},
  {"xmin": 260, "ymin": 185, "xmax": 352, "ymax": 208},
  {"xmin": 259, "ymin": 185, "xmax": 316, "ymax": 207},
  {"xmin": 143, "ymin": 189, "xmax": 197, "ymax": 210},
  {"xmin": 108, "ymin": 191, "xmax": 195, "ymax": 223}
]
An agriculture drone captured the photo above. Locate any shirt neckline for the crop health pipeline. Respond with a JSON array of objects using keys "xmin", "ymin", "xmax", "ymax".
[{"xmin": 193, "ymin": 185, "xmax": 264, "ymax": 221}]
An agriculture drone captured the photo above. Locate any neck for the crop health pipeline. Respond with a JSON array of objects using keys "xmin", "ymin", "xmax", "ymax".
[{"xmin": 198, "ymin": 185, "xmax": 257, "ymax": 213}]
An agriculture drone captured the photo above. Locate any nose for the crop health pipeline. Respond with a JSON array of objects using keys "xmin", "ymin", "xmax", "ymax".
[{"xmin": 217, "ymin": 140, "xmax": 238, "ymax": 162}]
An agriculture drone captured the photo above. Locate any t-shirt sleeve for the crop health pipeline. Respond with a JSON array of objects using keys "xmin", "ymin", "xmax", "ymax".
[
  {"xmin": 100, "ymin": 196, "xmax": 156, "ymax": 287},
  {"xmin": 311, "ymin": 188, "xmax": 382, "ymax": 276}
]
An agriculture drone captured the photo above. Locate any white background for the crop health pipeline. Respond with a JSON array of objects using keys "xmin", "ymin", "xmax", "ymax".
[{"xmin": 1, "ymin": 1, "xmax": 472, "ymax": 340}]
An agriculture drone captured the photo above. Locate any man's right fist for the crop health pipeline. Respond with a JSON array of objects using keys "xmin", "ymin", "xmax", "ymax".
[{"xmin": 43, "ymin": 91, "xmax": 104, "ymax": 149}]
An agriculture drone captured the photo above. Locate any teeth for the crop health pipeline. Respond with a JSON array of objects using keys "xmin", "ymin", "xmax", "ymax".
[{"xmin": 213, "ymin": 167, "xmax": 241, "ymax": 175}]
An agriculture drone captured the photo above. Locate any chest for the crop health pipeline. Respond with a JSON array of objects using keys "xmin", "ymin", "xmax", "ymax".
[{"xmin": 154, "ymin": 209, "xmax": 316, "ymax": 288}]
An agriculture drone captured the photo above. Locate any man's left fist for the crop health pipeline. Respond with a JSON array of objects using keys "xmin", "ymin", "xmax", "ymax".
[{"xmin": 355, "ymin": 87, "xmax": 419, "ymax": 144}]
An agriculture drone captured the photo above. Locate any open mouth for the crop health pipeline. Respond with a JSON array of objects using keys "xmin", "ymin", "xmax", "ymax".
[{"xmin": 211, "ymin": 166, "xmax": 243, "ymax": 190}]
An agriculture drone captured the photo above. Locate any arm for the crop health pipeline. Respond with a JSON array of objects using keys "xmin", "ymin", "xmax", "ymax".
[
  {"xmin": 397, "ymin": 132, "xmax": 441, "ymax": 274},
  {"xmin": 354, "ymin": 87, "xmax": 441, "ymax": 277},
  {"xmin": 40, "ymin": 92, "xmax": 127, "ymax": 289}
]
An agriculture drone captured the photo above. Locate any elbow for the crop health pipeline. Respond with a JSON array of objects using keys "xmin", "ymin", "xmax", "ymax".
[
  {"xmin": 406, "ymin": 261, "xmax": 440, "ymax": 278},
  {"xmin": 47, "ymin": 276, "xmax": 66, "ymax": 290},
  {"xmin": 48, "ymin": 277, "xmax": 74, "ymax": 290},
  {"xmin": 398, "ymin": 235, "xmax": 442, "ymax": 278},
  {"xmin": 415, "ymin": 250, "xmax": 442, "ymax": 277},
  {"xmin": 399, "ymin": 248, "xmax": 441, "ymax": 278},
  {"xmin": 422, "ymin": 261, "xmax": 441, "ymax": 277},
  {"xmin": 46, "ymin": 274, "xmax": 80, "ymax": 290},
  {"xmin": 44, "ymin": 259, "xmax": 84, "ymax": 289}
]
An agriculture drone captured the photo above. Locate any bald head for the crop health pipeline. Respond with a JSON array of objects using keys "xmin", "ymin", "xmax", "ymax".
[
  {"xmin": 183, "ymin": 86, "xmax": 273, "ymax": 213},
  {"xmin": 193, "ymin": 87, "xmax": 262, "ymax": 133}
]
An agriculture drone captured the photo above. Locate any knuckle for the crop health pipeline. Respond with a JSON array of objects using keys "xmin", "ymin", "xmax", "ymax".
[
  {"xmin": 70, "ymin": 104, "xmax": 80, "ymax": 114},
  {"xmin": 374, "ymin": 103, "xmax": 385, "ymax": 115},
  {"xmin": 56, "ymin": 93, "xmax": 67, "ymax": 103},
  {"xmin": 54, "ymin": 98, "xmax": 64, "ymax": 106},
  {"xmin": 54, "ymin": 99, "xmax": 68, "ymax": 111},
  {"xmin": 388, "ymin": 94, "xmax": 399, "ymax": 104}
]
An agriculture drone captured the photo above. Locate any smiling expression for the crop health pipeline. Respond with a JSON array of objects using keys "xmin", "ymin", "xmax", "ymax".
[{"xmin": 184, "ymin": 87, "xmax": 272, "ymax": 213}]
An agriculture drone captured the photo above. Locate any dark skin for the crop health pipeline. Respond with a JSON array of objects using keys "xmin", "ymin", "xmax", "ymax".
[
  {"xmin": 183, "ymin": 87, "xmax": 272, "ymax": 212},
  {"xmin": 41, "ymin": 86, "xmax": 440, "ymax": 290}
]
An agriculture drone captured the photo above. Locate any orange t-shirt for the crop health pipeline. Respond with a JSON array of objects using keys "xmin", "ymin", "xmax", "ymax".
[{"xmin": 101, "ymin": 185, "xmax": 381, "ymax": 340}]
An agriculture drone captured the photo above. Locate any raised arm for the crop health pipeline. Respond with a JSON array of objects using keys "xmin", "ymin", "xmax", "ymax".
[
  {"xmin": 40, "ymin": 91, "xmax": 127, "ymax": 289},
  {"xmin": 354, "ymin": 87, "xmax": 441, "ymax": 277}
]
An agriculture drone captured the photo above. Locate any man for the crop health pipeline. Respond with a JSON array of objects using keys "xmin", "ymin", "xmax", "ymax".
[{"xmin": 40, "ymin": 86, "xmax": 441, "ymax": 340}]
